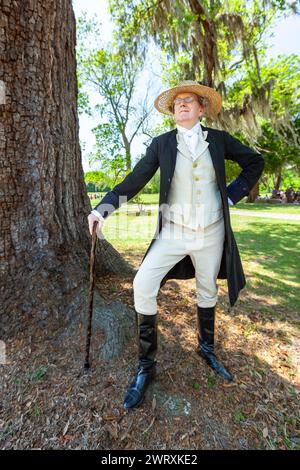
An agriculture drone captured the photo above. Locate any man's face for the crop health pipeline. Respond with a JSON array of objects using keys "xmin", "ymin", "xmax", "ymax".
[{"xmin": 173, "ymin": 92, "xmax": 205, "ymax": 127}]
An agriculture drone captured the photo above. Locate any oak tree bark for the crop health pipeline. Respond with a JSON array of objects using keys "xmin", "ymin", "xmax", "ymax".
[{"xmin": 0, "ymin": 0, "xmax": 133, "ymax": 338}]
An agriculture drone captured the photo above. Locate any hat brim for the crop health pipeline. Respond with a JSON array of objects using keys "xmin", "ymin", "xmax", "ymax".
[{"xmin": 154, "ymin": 83, "xmax": 222, "ymax": 119}]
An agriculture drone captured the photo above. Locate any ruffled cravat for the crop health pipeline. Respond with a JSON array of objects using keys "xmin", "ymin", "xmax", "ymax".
[{"xmin": 185, "ymin": 130, "xmax": 198, "ymax": 155}]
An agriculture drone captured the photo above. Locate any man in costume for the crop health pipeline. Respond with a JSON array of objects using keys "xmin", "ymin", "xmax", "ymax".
[{"xmin": 88, "ymin": 80, "xmax": 265, "ymax": 410}]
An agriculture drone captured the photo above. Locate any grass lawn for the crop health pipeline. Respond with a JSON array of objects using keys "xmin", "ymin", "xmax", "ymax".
[
  {"xmin": 91, "ymin": 193, "xmax": 300, "ymax": 214},
  {"xmin": 231, "ymin": 202, "xmax": 300, "ymax": 215},
  {"xmin": 230, "ymin": 216, "xmax": 300, "ymax": 313},
  {"xmin": 91, "ymin": 192, "xmax": 159, "ymax": 206},
  {"xmin": 102, "ymin": 211, "xmax": 300, "ymax": 314}
]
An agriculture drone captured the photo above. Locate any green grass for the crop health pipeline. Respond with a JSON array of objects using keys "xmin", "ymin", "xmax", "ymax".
[
  {"xmin": 91, "ymin": 192, "xmax": 159, "ymax": 206},
  {"xmin": 102, "ymin": 210, "xmax": 300, "ymax": 313},
  {"xmin": 231, "ymin": 202, "xmax": 300, "ymax": 215},
  {"xmin": 230, "ymin": 215, "xmax": 300, "ymax": 312},
  {"xmin": 28, "ymin": 366, "xmax": 48, "ymax": 382},
  {"xmin": 234, "ymin": 410, "xmax": 246, "ymax": 424},
  {"xmin": 102, "ymin": 212, "xmax": 157, "ymax": 258}
]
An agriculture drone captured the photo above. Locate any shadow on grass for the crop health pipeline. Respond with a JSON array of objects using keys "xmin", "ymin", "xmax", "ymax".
[{"xmin": 232, "ymin": 219, "xmax": 299, "ymax": 313}]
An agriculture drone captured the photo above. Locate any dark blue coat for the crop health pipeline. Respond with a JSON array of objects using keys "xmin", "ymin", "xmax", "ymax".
[{"xmin": 95, "ymin": 126, "xmax": 265, "ymax": 308}]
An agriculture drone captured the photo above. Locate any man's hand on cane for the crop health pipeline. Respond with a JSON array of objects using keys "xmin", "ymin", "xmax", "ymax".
[
  {"xmin": 88, "ymin": 210, "xmax": 105, "ymax": 237},
  {"xmin": 85, "ymin": 209, "xmax": 104, "ymax": 371}
]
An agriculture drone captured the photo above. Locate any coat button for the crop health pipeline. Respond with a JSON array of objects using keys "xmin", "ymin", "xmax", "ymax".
[
  {"xmin": 194, "ymin": 176, "xmax": 200, "ymax": 181},
  {"xmin": 192, "ymin": 163, "xmax": 197, "ymax": 168}
]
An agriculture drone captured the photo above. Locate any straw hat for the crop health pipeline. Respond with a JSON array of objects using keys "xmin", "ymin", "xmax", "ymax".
[{"xmin": 154, "ymin": 80, "xmax": 222, "ymax": 119}]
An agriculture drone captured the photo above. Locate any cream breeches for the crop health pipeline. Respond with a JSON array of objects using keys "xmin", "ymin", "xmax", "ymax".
[{"xmin": 133, "ymin": 217, "xmax": 225, "ymax": 315}]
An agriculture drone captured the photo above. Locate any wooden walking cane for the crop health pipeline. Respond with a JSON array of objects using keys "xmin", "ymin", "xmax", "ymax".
[{"xmin": 84, "ymin": 220, "xmax": 98, "ymax": 370}]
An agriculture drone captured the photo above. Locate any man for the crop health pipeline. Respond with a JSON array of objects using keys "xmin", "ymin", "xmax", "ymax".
[{"xmin": 87, "ymin": 80, "xmax": 265, "ymax": 410}]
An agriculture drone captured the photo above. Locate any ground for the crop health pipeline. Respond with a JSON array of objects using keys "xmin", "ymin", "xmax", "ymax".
[{"xmin": 0, "ymin": 204, "xmax": 299, "ymax": 450}]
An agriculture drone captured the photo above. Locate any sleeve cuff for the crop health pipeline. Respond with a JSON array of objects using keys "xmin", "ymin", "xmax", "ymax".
[
  {"xmin": 228, "ymin": 197, "xmax": 234, "ymax": 206},
  {"xmin": 91, "ymin": 210, "xmax": 105, "ymax": 221}
]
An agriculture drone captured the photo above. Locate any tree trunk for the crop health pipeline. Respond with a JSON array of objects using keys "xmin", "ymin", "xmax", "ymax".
[
  {"xmin": 274, "ymin": 167, "xmax": 282, "ymax": 190},
  {"xmin": 123, "ymin": 134, "xmax": 131, "ymax": 172},
  {"xmin": 246, "ymin": 181, "xmax": 259, "ymax": 203},
  {"xmin": 0, "ymin": 1, "xmax": 133, "ymax": 337}
]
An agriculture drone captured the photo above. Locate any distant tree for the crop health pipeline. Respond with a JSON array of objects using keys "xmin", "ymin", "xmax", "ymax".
[
  {"xmin": 108, "ymin": 0, "xmax": 299, "ymax": 139},
  {"xmin": 76, "ymin": 14, "xmax": 154, "ymax": 173}
]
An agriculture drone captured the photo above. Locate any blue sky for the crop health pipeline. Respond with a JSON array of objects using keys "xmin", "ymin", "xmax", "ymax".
[{"xmin": 72, "ymin": 0, "xmax": 300, "ymax": 172}]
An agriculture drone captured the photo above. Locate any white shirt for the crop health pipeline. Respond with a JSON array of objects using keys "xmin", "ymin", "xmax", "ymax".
[{"xmin": 177, "ymin": 121, "xmax": 202, "ymax": 156}]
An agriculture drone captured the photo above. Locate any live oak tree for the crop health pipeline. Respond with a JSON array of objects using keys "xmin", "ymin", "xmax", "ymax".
[
  {"xmin": 108, "ymin": 0, "xmax": 300, "ymax": 200},
  {"xmin": 0, "ymin": 0, "xmax": 132, "ymax": 335},
  {"xmin": 108, "ymin": 0, "xmax": 299, "ymax": 136}
]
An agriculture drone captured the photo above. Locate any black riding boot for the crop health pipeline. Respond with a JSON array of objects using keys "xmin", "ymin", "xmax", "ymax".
[
  {"xmin": 123, "ymin": 313, "xmax": 157, "ymax": 410},
  {"xmin": 196, "ymin": 305, "xmax": 233, "ymax": 382}
]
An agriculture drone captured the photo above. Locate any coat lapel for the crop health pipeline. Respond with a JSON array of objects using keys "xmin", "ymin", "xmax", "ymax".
[
  {"xmin": 167, "ymin": 129, "xmax": 178, "ymax": 185},
  {"xmin": 176, "ymin": 132, "xmax": 193, "ymax": 160},
  {"xmin": 203, "ymin": 125, "xmax": 225, "ymax": 190},
  {"xmin": 192, "ymin": 130, "xmax": 209, "ymax": 159}
]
